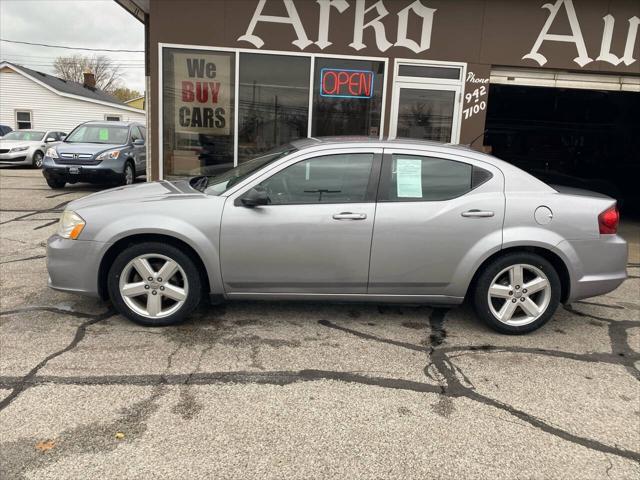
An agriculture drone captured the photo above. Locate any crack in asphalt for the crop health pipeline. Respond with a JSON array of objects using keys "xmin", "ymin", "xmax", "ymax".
[
  {"xmin": 0, "ymin": 309, "xmax": 115, "ymax": 412},
  {"xmin": 0, "ymin": 200, "xmax": 70, "ymax": 226},
  {"xmin": 0, "ymin": 254, "xmax": 47, "ymax": 265}
]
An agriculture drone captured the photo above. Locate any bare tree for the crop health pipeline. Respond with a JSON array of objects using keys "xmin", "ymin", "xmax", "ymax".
[
  {"xmin": 111, "ymin": 87, "xmax": 142, "ymax": 103},
  {"xmin": 53, "ymin": 55, "xmax": 123, "ymax": 92}
]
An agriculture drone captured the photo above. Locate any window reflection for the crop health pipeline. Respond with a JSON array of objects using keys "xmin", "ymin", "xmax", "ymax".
[
  {"xmin": 238, "ymin": 53, "xmax": 309, "ymax": 163},
  {"xmin": 312, "ymin": 58, "xmax": 384, "ymax": 137}
]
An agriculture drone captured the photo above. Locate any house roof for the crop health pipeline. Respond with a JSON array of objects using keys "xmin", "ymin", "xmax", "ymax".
[{"xmin": 1, "ymin": 62, "xmax": 127, "ymax": 106}]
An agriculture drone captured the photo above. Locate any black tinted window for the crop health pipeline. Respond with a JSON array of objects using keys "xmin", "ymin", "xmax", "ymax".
[
  {"xmin": 382, "ymin": 155, "xmax": 474, "ymax": 201},
  {"xmin": 261, "ymin": 153, "xmax": 374, "ymax": 204}
]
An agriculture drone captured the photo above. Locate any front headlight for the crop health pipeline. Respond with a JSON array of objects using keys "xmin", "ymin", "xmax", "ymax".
[
  {"xmin": 45, "ymin": 147, "xmax": 59, "ymax": 158},
  {"xmin": 96, "ymin": 149, "xmax": 121, "ymax": 160},
  {"xmin": 10, "ymin": 146, "xmax": 29, "ymax": 152},
  {"xmin": 58, "ymin": 210, "xmax": 86, "ymax": 239}
]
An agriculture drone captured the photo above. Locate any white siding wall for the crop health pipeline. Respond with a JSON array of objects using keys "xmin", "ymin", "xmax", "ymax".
[{"xmin": 0, "ymin": 69, "xmax": 145, "ymax": 133}]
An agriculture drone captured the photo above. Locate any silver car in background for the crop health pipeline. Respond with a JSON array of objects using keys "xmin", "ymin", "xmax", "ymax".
[
  {"xmin": 0, "ymin": 130, "xmax": 66, "ymax": 168},
  {"xmin": 46, "ymin": 138, "xmax": 627, "ymax": 334}
]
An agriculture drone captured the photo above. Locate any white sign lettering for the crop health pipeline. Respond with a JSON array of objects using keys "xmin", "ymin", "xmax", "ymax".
[
  {"xmin": 238, "ymin": 0, "xmax": 313, "ymax": 50},
  {"xmin": 238, "ymin": 0, "xmax": 437, "ymax": 54},
  {"xmin": 523, "ymin": 0, "xmax": 592, "ymax": 67},
  {"xmin": 596, "ymin": 14, "xmax": 639, "ymax": 66},
  {"xmin": 463, "ymin": 72, "xmax": 489, "ymax": 121}
]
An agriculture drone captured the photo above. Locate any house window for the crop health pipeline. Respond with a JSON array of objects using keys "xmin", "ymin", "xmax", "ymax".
[
  {"xmin": 16, "ymin": 111, "xmax": 32, "ymax": 129},
  {"xmin": 105, "ymin": 115, "xmax": 122, "ymax": 121}
]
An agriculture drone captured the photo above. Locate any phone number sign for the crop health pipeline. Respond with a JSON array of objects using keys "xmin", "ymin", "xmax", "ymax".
[{"xmin": 320, "ymin": 68, "xmax": 374, "ymax": 99}]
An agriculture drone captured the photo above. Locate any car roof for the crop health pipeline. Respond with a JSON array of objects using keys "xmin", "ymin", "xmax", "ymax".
[
  {"xmin": 80, "ymin": 120, "xmax": 140, "ymax": 127},
  {"xmin": 290, "ymin": 136, "xmax": 479, "ymax": 154}
]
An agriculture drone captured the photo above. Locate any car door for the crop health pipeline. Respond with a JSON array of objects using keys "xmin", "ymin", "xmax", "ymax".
[
  {"xmin": 368, "ymin": 148, "xmax": 504, "ymax": 299},
  {"xmin": 129, "ymin": 126, "xmax": 145, "ymax": 172},
  {"xmin": 220, "ymin": 148, "xmax": 382, "ymax": 295}
]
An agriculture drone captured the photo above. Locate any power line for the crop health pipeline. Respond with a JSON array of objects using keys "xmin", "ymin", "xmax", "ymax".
[{"xmin": 0, "ymin": 38, "xmax": 144, "ymax": 53}]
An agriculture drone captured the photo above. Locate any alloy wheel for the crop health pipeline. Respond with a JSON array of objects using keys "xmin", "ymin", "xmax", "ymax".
[
  {"xmin": 487, "ymin": 263, "xmax": 552, "ymax": 327},
  {"xmin": 118, "ymin": 253, "xmax": 188, "ymax": 319},
  {"xmin": 33, "ymin": 152, "xmax": 43, "ymax": 168}
]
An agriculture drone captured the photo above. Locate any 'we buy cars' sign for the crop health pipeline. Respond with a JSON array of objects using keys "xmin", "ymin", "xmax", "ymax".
[{"xmin": 174, "ymin": 53, "xmax": 231, "ymax": 135}]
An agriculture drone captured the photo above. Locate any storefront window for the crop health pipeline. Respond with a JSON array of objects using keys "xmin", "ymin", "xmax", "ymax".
[
  {"xmin": 162, "ymin": 48, "xmax": 235, "ymax": 177},
  {"xmin": 238, "ymin": 53, "xmax": 309, "ymax": 163},
  {"xmin": 312, "ymin": 58, "xmax": 385, "ymax": 137}
]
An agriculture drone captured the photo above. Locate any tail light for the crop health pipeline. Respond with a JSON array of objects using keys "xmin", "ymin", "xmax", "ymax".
[{"xmin": 598, "ymin": 206, "xmax": 619, "ymax": 234}]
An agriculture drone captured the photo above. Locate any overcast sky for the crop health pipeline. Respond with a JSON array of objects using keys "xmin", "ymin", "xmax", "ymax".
[{"xmin": 0, "ymin": 0, "xmax": 145, "ymax": 92}]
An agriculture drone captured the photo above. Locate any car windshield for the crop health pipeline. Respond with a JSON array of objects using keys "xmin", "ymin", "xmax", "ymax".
[
  {"xmin": 193, "ymin": 146, "xmax": 298, "ymax": 195},
  {"xmin": 65, "ymin": 125, "xmax": 129, "ymax": 144},
  {"xmin": 2, "ymin": 131, "xmax": 45, "ymax": 141}
]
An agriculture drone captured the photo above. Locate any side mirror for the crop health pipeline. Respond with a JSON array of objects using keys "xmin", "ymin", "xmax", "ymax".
[
  {"xmin": 133, "ymin": 138, "xmax": 145, "ymax": 146},
  {"xmin": 46, "ymin": 137, "xmax": 56, "ymax": 142},
  {"xmin": 240, "ymin": 186, "xmax": 269, "ymax": 207}
]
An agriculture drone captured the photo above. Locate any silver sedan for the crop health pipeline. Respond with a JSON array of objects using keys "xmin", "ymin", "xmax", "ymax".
[
  {"xmin": 0, "ymin": 130, "xmax": 65, "ymax": 168},
  {"xmin": 46, "ymin": 138, "xmax": 627, "ymax": 334}
]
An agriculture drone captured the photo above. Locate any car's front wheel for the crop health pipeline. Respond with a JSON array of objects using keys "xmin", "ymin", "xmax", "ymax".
[
  {"xmin": 107, "ymin": 242, "xmax": 202, "ymax": 326},
  {"xmin": 473, "ymin": 252, "xmax": 561, "ymax": 334},
  {"xmin": 32, "ymin": 151, "xmax": 44, "ymax": 168},
  {"xmin": 121, "ymin": 161, "xmax": 135, "ymax": 186},
  {"xmin": 45, "ymin": 177, "xmax": 66, "ymax": 189}
]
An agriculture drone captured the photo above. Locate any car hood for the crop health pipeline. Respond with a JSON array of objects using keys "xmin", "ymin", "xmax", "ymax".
[
  {"xmin": 54, "ymin": 143, "xmax": 123, "ymax": 155},
  {"xmin": 0, "ymin": 140, "xmax": 44, "ymax": 148},
  {"xmin": 67, "ymin": 180, "xmax": 203, "ymax": 212}
]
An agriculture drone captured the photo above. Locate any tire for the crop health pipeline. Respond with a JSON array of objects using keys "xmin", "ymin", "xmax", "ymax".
[
  {"xmin": 120, "ymin": 161, "xmax": 135, "ymax": 186},
  {"xmin": 32, "ymin": 151, "xmax": 44, "ymax": 169},
  {"xmin": 107, "ymin": 242, "xmax": 202, "ymax": 326},
  {"xmin": 46, "ymin": 177, "xmax": 66, "ymax": 189},
  {"xmin": 472, "ymin": 252, "xmax": 561, "ymax": 334}
]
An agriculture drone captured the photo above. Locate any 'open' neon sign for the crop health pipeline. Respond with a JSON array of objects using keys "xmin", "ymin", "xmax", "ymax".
[{"xmin": 320, "ymin": 68, "xmax": 374, "ymax": 99}]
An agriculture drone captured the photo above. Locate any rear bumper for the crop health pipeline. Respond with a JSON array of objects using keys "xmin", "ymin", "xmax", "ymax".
[
  {"xmin": 556, "ymin": 235, "xmax": 628, "ymax": 303},
  {"xmin": 47, "ymin": 234, "xmax": 110, "ymax": 297}
]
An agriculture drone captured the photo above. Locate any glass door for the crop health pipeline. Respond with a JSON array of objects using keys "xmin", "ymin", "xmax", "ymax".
[{"xmin": 390, "ymin": 82, "xmax": 461, "ymax": 142}]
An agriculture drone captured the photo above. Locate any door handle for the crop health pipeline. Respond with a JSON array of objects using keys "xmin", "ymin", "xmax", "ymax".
[
  {"xmin": 332, "ymin": 212, "xmax": 367, "ymax": 220},
  {"xmin": 461, "ymin": 209, "xmax": 494, "ymax": 218}
]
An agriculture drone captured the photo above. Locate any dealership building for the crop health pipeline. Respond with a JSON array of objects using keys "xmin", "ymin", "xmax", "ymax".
[{"xmin": 116, "ymin": 0, "xmax": 640, "ymax": 211}]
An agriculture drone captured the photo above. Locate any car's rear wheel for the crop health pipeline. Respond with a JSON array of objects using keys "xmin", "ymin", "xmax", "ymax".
[
  {"xmin": 32, "ymin": 151, "xmax": 44, "ymax": 168},
  {"xmin": 473, "ymin": 252, "xmax": 560, "ymax": 334},
  {"xmin": 107, "ymin": 242, "xmax": 202, "ymax": 326},
  {"xmin": 45, "ymin": 177, "xmax": 66, "ymax": 189}
]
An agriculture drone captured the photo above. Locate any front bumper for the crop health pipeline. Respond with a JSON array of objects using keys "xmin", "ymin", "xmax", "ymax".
[
  {"xmin": 0, "ymin": 151, "xmax": 30, "ymax": 165},
  {"xmin": 47, "ymin": 234, "xmax": 110, "ymax": 297},
  {"xmin": 42, "ymin": 156, "xmax": 124, "ymax": 183}
]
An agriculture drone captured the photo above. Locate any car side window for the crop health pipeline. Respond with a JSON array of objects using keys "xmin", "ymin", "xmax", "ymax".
[
  {"xmin": 130, "ymin": 126, "xmax": 141, "ymax": 142},
  {"xmin": 260, "ymin": 153, "xmax": 374, "ymax": 205},
  {"xmin": 140, "ymin": 127, "xmax": 146, "ymax": 139},
  {"xmin": 380, "ymin": 154, "xmax": 488, "ymax": 202}
]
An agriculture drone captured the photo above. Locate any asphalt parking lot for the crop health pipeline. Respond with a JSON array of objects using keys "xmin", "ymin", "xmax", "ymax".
[{"xmin": 0, "ymin": 167, "xmax": 638, "ymax": 479}]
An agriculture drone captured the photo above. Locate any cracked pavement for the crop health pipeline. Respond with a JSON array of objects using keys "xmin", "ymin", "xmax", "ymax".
[{"xmin": 1, "ymin": 167, "xmax": 639, "ymax": 479}]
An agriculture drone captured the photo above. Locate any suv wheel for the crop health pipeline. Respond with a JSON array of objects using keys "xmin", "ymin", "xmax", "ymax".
[
  {"xmin": 473, "ymin": 252, "xmax": 561, "ymax": 334},
  {"xmin": 32, "ymin": 151, "xmax": 44, "ymax": 168},
  {"xmin": 121, "ymin": 162, "xmax": 135, "ymax": 186},
  {"xmin": 46, "ymin": 177, "xmax": 66, "ymax": 189},
  {"xmin": 107, "ymin": 242, "xmax": 202, "ymax": 326}
]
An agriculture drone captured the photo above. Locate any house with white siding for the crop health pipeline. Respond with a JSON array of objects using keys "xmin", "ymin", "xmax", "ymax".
[{"xmin": 0, "ymin": 62, "xmax": 145, "ymax": 133}]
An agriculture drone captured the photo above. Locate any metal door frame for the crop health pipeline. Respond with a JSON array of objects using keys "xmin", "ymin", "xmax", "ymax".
[{"xmin": 389, "ymin": 59, "xmax": 467, "ymax": 143}]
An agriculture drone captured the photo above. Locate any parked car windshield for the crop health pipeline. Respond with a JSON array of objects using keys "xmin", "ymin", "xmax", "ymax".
[
  {"xmin": 195, "ymin": 146, "xmax": 297, "ymax": 195},
  {"xmin": 65, "ymin": 125, "xmax": 129, "ymax": 144},
  {"xmin": 2, "ymin": 131, "xmax": 45, "ymax": 141}
]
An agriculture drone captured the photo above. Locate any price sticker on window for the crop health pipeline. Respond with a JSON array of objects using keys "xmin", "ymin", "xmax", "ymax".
[
  {"xmin": 396, "ymin": 158, "xmax": 423, "ymax": 198},
  {"xmin": 99, "ymin": 129, "xmax": 109, "ymax": 141}
]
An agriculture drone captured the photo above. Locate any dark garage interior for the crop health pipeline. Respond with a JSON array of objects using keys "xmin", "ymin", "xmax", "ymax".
[{"xmin": 484, "ymin": 84, "xmax": 640, "ymax": 217}]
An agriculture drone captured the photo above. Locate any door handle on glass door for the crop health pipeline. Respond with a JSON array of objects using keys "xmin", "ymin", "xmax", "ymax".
[
  {"xmin": 332, "ymin": 212, "xmax": 367, "ymax": 220},
  {"xmin": 461, "ymin": 209, "xmax": 494, "ymax": 218}
]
